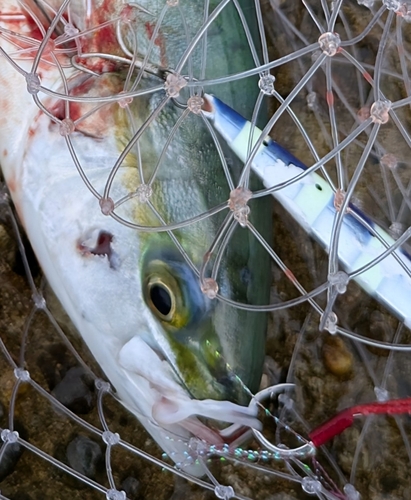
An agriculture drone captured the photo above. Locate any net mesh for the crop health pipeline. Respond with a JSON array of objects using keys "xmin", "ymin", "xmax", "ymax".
[{"xmin": 1, "ymin": 0, "xmax": 411, "ymax": 499}]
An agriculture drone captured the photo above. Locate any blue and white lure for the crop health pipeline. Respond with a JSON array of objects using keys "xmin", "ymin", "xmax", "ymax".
[{"xmin": 203, "ymin": 94, "xmax": 411, "ymax": 331}]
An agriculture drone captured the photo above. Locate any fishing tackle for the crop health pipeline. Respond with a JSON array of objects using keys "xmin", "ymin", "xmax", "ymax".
[{"xmin": 202, "ymin": 93, "xmax": 411, "ymax": 331}]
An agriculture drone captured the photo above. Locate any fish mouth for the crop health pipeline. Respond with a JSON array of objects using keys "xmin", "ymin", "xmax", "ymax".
[
  {"xmin": 118, "ymin": 335, "xmax": 261, "ymax": 441},
  {"xmin": 140, "ymin": 246, "xmax": 267, "ymax": 414}
]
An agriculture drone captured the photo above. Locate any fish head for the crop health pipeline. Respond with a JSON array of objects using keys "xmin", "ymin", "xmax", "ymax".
[{"xmin": 0, "ymin": 0, "xmax": 272, "ymax": 463}]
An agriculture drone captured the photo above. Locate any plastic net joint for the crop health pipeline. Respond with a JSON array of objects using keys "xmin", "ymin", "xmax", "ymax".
[
  {"xmin": 118, "ymin": 91, "xmax": 133, "ymax": 108},
  {"xmin": 136, "ymin": 184, "xmax": 153, "ymax": 203},
  {"xmin": 200, "ymin": 277, "xmax": 219, "ymax": 299},
  {"xmin": 383, "ymin": 0, "xmax": 402, "ymax": 11},
  {"xmin": 99, "ymin": 197, "xmax": 115, "ymax": 216},
  {"xmin": 187, "ymin": 95, "xmax": 204, "ymax": 114},
  {"xmin": 102, "ymin": 430, "xmax": 120, "ymax": 446},
  {"xmin": 59, "ymin": 118, "xmax": 75, "ymax": 137},
  {"xmin": 106, "ymin": 489, "xmax": 126, "ymax": 500},
  {"xmin": 1, "ymin": 429, "xmax": 19, "ymax": 444},
  {"xmin": 229, "ymin": 187, "xmax": 252, "ymax": 227},
  {"xmin": 301, "ymin": 477, "xmax": 322, "ymax": 495},
  {"xmin": 328, "ymin": 271, "xmax": 349, "ymax": 294},
  {"xmin": 370, "ymin": 100, "xmax": 391, "ymax": 124},
  {"xmin": 25, "ymin": 72, "xmax": 41, "ymax": 95},
  {"xmin": 164, "ymin": 73, "xmax": 187, "ymax": 98},
  {"xmin": 344, "ymin": 484, "xmax": 361, "ymax": 500},
  {"xmin": 214, "ymin": 485, "xmax": 235, "ymax": 499},
  {"xmin": 318, "ymin": 32, "xmax": 341, "ymax": 57},
  {"xmin": 258, "ymin": 74, "xmax": 275, "ymax": 95},
  {"xmin": 95, "ymin": 379, "xmax": 111, "ymax": 393},
  {"xmin": 374, "ymin": 386, "xmax": 390, "ymax": 402},
  {"xmin": 322, "ymin": 311, "xmax": 338, "ymax": 334},
  {"xmin": 14, "ymin": 368, "xmax": 30, "ymax": 382}
]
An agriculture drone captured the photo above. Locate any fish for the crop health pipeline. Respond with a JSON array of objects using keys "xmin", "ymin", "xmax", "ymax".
[{"xmin": 0, "ymin": 0, "xmax": 272, "ymax": 472}]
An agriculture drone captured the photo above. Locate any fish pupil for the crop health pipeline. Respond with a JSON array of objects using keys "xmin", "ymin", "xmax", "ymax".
[{"xmin": 150, "ymin": 284, "xmax": 172, "ymax": 316}]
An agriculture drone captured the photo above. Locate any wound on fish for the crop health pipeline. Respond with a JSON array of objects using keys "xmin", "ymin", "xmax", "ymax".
[{"xmin": 78, "ymin": 230, "xmax": 118, "ymax": 269}]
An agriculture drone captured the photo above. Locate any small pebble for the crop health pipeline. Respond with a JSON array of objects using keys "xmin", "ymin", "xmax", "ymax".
[
  {"xmin": 121, "ymin": 476, "xmax": 141, "ymax": 499},
  {"xmin": 0, "ymin": 440, "xmax": 24, "ymax": 481},
  {"xmin": 52, "ymin": 366, "xmax": 94, "ymax": 414},
  {"xmin": 66, "ymin": 435, "xmax": 102, "ymax": 479},
  {"xmin": 322, "ymin": 336, "xmax": 353, "ymax": 377}
]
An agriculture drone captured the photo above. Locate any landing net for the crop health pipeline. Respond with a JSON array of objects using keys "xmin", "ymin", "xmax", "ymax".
[{"xmin": 1, "ymin": 1, "xmax": 411, "ymax": 499}]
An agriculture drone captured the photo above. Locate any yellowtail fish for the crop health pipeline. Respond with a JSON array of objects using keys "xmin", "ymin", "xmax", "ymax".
[{"xmin": 0, "ymin": 0, "xmax": 271, "ymax": 471}]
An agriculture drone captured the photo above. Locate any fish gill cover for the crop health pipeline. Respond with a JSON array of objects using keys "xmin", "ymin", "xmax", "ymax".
[{"xmin": 0, "ymin": 0, "xmax": 411, "ymax": 499}]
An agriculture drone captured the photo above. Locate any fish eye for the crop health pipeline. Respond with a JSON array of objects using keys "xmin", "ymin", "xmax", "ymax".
[
  {"xmin": 143, "ymin": 256, "xmax": 205, "ymax": 329},
  {"xmin": 147, "ymin": 278, "xmax": 175, "ymax": 321}
]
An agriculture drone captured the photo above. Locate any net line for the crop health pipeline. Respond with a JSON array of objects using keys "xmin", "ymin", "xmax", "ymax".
[{"xmin": 0, "ymin": 0, "xmax": 411, "ymax": 499}]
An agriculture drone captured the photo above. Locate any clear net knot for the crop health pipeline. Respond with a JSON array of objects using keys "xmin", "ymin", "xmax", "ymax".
[
  {"xmin": 1, "ymin": 429, "xmax": 19, "ymax": 444},
  {"xmin": 95, "ymin": 379, "xmax": 111, "ymax": 393},
  {"xmin": 14, "ymin": 368, "xmax": 30, "ymax": 382},
  {"xmin": 106, "ymin": 489, "xmax": 126, "ymax": 500},
  {"xmin": 258, "ymin": 73, "xmax": 275, "ymax": 95},
  {"xmin": 229, "ymin": 187, "xmax": 252, "ymax": 227},
  {"xmin": 136, "ymin": 184, "xmax": 152, "ymax": 203},
  {"xmin": 200, "ymin": 277, "xmax": 219, "ymax": 299},
  {"xmin": 187, "ymin": 95, "xmax": 204, "ymax": 114},
  {"xmin": 344, "ymin": 484, "xmax": 361, "ymax": 500},
  {"xmin": 370, "ymin": 100, "xmax": 391, "ymax": 124},
  {"xmin": 119, "ymin": 4, "xmax": 140, "ymax": 24},
  {"xmin": 102, "ymin": 430, "xmax": 120, "ymax": 446},
  {"xmin": 380, "ymin": 153, "xmax": 397, "ymax": 169},
  {"xmin": 164, "ymin": 73, "xmax": 187, "ymax": 98},
  {"xmin": 99, "ymin": 197, "xmax": 115, "ymax": 216},
  {"xmin": 358, "ymin": 0, "xmax": 375, "ymax": 8},
  {"xmin": 25, "ymin": 72, "xmax": 41, "ymax": 95},
  {"xmin": 322, "ymin": 311, "xmax": 338, "ymax": 334},
  {"xmin": 383, "ymin": 0, "xmax": 402, "ymax": 11},
  {"xmin": 374, "ymin": 386, "xmax": 389, "ymax": 402},
  {"xmin": 214, "ymin": 485, "xmax": 235, "ymax": 499},
  {"xmin": 59, "ymin": 118, "xmax": 75, "ymax": 137},
  {"xmin": 333, "ymin": 188, "xmax": 350, "ymax": 213},
  {"xmin": 301, "ymin": 477, "xmax": 322, "ymax": 495},
  {"xmin": 32, "ymin": 292, "xmax": 46, "ymax": 310},
  {"xmin": 328, "ymin": 271, "xmax": 349, "ymax": 294},
  {"xmin": 64, "ymin": 23, "xmax": 79, "ymax": 37},
  {"xmin": 306, "ymin": 91, "xmax": 319, "ymax": 111},
  {"xmin": 318, "ymin": 32, "xmax": 341, "ymax": 57},
  {"xmin": 118, "ymin": 91, "xmax": 133, "ymax": 108},
  {"xmin": 389, "ymin": 221, "xmax": 405, "ymax": 239}
]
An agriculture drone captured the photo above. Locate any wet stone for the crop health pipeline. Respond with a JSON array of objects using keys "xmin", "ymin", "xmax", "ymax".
[
  {"xmin": 51, "ymin": 366, "xmax": 94, "ymax": 414},
  {"xmin": 66, "ymin": 435, "xmax": 103, "ymax": 479},
  {"xmin": 0, "ymin": 439, "xmax": 25, "ymax": 481},
  {"xmin": 322, "ymin": 336, "xmax": 353, "ymax": 378},
  {"xmin": 121, "ymin": 476, "xmax": 141, "ymax": 499}
]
